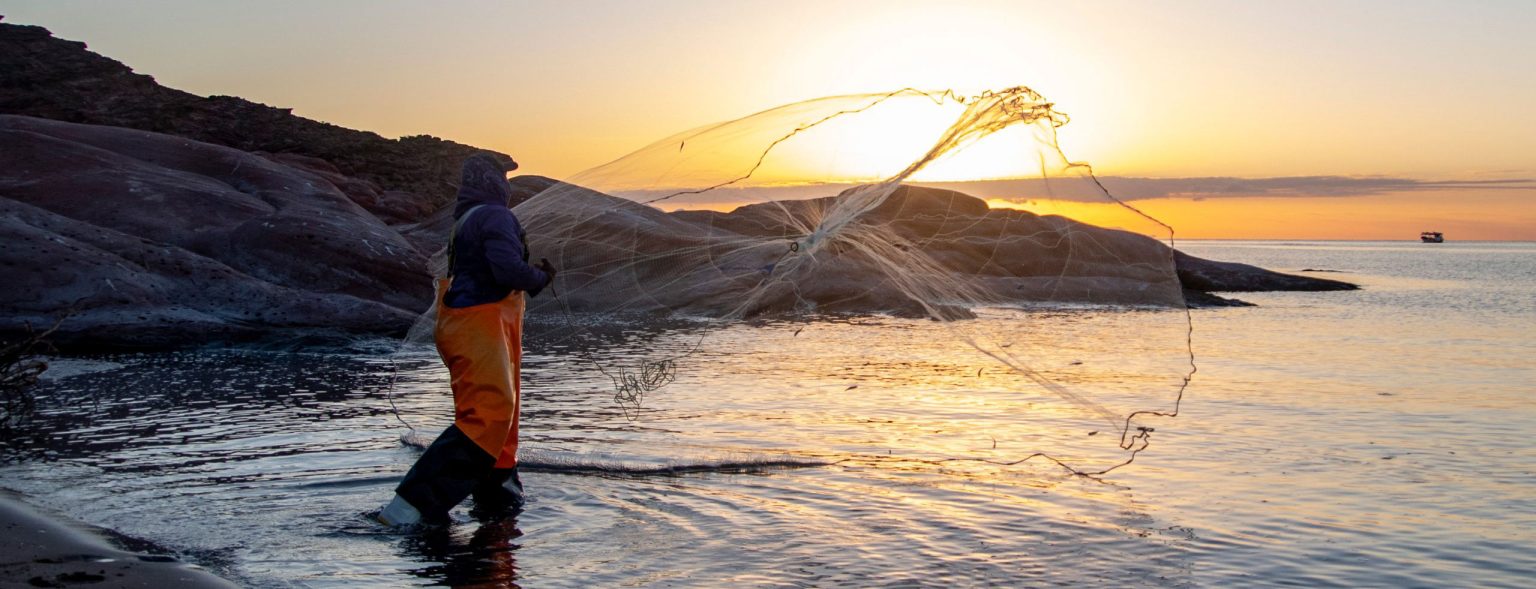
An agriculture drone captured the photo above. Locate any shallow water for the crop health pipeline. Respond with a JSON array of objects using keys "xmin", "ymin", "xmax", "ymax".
[{"xmin": 3, "ymin": 240, "xmax": 1533, "ymax": 587}]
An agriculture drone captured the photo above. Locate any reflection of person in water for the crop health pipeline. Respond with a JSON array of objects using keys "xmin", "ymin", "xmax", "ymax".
[
  {"xmin": 404, "ymin": 516, "xmax": 522, "ymax": 585},
  {"xmin": 377, "ymin": 153, "xmax": 556, "ymax": 526}
]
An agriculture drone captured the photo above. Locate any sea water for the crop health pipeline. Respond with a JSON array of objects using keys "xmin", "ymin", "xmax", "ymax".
[{"xmin": 2, "ymin": 240, "xmax": 1532, "ymax": 587}]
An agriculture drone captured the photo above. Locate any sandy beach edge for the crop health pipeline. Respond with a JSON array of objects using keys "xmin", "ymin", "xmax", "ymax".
[{"xmin": 0, "ymin": 492, "xmax": 238, "ymax": 588}]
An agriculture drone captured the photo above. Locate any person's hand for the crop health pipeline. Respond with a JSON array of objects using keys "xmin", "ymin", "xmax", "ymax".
[{"xmin": 535, "ymin": 258, "xmax": 557, "ymax": 285}]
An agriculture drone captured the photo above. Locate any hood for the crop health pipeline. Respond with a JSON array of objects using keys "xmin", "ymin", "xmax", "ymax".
[{"xmin": 454, "ymin": 152, "xmax": 516, "ymax": 218}]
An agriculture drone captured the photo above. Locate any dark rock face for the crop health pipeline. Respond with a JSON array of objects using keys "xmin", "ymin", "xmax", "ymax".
[
  {"xmin": 1181, "ymin": 289, "xmax": 1257, "ymax": 308},
  {"xmin": 1173, "ymin": 250, "xmax": 1357, "ymax": 292},
  {"xmin": 0, "ymin": 21, "xmax": 524, "ymax": 349},
  {"xmin": 0, "ymin": 21, "xmax": 513, "ymax": 222},
  {"xmin": 0, "ymin": 115, "xmax": 428, "ymax": 350}
]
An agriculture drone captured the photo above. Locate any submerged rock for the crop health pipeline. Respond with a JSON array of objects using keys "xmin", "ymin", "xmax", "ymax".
[
  {"xmin": 0, "ymin": 495, "xmax": 238, "ymax": 588},
  {"xmin": 1174, "ymin": 250, "xmax": 1357, "ymax": 292}
]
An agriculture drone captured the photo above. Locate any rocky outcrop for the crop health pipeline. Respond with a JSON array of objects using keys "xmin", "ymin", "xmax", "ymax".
[
  {"xmin": 0, "ymin": 116, "xmax": 1354, "ymax": 349},
  {"xmin": 503, "ymin": 183, "xmax": 1354, "ymax": 318},
  {"xmin": 0, "ymin": 20, "xmax": 512, "ymax": 222},
  {"xmin": 0, "ymin": 115, "xmax": 428, "ymax": 350},
  {"xmin": 1174, "ymin": 250, "xmax": 1357, "ymax": 292}
]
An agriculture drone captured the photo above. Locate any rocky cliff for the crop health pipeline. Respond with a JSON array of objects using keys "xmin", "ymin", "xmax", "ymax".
[{"xmin": 0, "ymin": 19, "xmax": 512, "ymax": 223}]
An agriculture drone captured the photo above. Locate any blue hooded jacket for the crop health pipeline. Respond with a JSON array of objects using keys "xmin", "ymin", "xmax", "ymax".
[{"xmin": 443, "ymin": 153, "xmax": 549, "ymax": 308}]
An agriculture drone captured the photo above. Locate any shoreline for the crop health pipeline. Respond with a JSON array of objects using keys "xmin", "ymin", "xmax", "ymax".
[{"xmin": 0, "ymin": 492, "xmax": 237, "ymax": 589}]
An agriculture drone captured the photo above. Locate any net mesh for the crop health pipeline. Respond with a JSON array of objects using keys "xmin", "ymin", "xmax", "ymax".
[{"xmin": 403, "ymin": 87, "xmax": 1194, "ymax": 476}]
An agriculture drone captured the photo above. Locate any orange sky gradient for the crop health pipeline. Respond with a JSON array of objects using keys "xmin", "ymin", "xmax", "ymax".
[{"xmin": 0, "ymin": 0, "xmax": 1531, "ymax": 239}]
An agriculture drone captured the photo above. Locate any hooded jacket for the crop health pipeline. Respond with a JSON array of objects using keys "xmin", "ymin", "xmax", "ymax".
[{"xmin": 443, "ymin": 153, "xmax": 549, "ymax": 307}]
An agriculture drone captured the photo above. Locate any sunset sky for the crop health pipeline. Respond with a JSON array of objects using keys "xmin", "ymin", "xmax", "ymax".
[{"xmin": 2, "ymin": 0, "xmax": 1532, "ymax": 239}]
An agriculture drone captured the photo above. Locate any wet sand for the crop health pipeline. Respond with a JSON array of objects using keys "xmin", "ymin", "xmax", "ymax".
[{"xmin": 0, "ymin": 494, "xmax": 235, "ymax": 589}]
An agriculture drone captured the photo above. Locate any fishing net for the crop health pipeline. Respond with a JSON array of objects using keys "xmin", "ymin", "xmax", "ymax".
[{"xmin": 403, "ymin": 87, "xmax": 1193, "ymax": 476}]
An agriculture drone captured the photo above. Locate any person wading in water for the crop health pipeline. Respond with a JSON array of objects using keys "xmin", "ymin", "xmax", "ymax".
[{"xmin": 377, "ymin": 153, "xmax": 555, "ymax": 526}]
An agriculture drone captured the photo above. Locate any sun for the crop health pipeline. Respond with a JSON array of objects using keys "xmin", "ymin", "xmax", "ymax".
[{"xmin": 753, "ymin": 92, "xmax": 1057, "ymax": 185}]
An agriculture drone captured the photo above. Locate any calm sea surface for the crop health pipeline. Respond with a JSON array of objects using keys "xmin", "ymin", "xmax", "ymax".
[{"xmin": 3, "ymin": 240, "xmax": 1533, "ymax": 587}]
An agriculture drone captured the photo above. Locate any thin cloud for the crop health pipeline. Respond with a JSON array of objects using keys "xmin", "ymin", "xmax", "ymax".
[
  {"xmin": 617, "ymin": 175, "xmax": 1536, "ymax": 211},
  {"xmin": 915, "ymin": 176, "xmax": 1536, "ymax": 203}
]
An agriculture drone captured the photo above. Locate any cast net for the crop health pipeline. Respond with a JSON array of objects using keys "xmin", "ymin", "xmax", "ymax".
[{"xmin": 406, "ymin": 87, "xmax": 1194, "ymax": 476}]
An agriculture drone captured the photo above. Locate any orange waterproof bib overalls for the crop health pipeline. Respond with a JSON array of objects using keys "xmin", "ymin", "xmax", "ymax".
[{"xmin": 434, "ymin": 276, "xmax": 524, "ymax": 469}]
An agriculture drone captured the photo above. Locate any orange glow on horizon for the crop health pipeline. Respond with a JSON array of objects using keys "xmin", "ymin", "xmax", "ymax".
[{"xmin": 987, "ymin": 190, "xmax": 1536, "ymax": 241}]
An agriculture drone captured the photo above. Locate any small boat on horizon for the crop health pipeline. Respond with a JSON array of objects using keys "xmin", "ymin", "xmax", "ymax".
[{"xmin": 1421, "ymin": 231, "xmax": 1445, "ymax": 243}]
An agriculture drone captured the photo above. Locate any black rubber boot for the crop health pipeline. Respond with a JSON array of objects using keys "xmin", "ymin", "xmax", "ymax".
[
  {"xmin": 393, "ymin": 425, "xmax": 497, "ymax": 525},
  {"xmin": 469, "ymin": 467, "xmax": 525, "ymax": 517}
]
